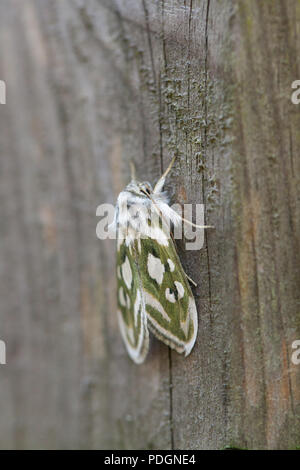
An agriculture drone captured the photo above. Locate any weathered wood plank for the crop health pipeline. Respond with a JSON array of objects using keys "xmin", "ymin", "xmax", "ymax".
[{"xmin": 0, "ymin": 0, "xmax": 299, "ymax": 450}]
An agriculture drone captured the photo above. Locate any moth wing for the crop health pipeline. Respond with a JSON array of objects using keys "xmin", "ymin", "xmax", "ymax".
[
  {"xmin": 139, "ymin": 234, "xmax": 198, "ymax": 356},
  {"xmin": 116, "ymin": 237, "xmax": 149, "ymax": 364}
]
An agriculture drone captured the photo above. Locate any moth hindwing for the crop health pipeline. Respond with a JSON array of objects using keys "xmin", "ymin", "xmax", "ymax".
[{"xmin": 114, "ymin": 158, "xmax": 198, "ymax": 364}]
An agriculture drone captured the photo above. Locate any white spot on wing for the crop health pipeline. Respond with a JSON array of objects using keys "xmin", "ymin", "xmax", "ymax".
[
  {"xmin": 175, "ymin": 281, "xmax": 185, "ymax": 299},
  {"xmin": 182, "ymin": 297, "xmax": 198, "ymax": 356},
  {"xmin": 165, "ymin": 288, "xmax": 176, "ymax": 303},
  {"xmin": 119, "ymin": 287, "xmax": 126, "ymax": 307},
  {"xmin": 167, "ymin": 259, "xmax": 175, "ymax": 272},
  {"xmin": 147, "ymin": 253, "xmax": 165, "ymax": 285},
  {"xmin": 121, "ymin": 257, "xmax": 132, "ymax": 290}
]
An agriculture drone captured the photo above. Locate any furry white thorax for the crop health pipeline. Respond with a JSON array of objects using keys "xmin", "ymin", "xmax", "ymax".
[{"xmin": 110, "ymin": 179, "xmax": 182, "ymax": 246}]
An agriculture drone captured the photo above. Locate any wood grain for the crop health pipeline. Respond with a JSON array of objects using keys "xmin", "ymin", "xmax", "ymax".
[{"xmin": 0, "ymin": 0, "xmax": 299, "ymax": 449}]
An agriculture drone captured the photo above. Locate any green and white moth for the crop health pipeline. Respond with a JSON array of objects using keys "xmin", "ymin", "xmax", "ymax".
[{"xmin": 110, "ymin": 157, "xmax": 208, "ymax": 364}]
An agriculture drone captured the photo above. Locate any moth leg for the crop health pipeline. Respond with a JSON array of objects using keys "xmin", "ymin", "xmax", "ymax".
[
  {"xmin": 180, "ymin": 216, "xmax": 214, "ymax": 229},
  {"xmin": 185, "ymin": 273, "xmax": 197, "ymax": 287}
]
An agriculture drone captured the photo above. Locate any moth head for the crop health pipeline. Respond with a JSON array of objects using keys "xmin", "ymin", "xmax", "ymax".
[
  {"xmin": 126, "ymin": 181, "xmax": 153, "ymax": 198},
  {"xmin": 138, "ymin": 181, "xmax": 153, "ymax": 197}
]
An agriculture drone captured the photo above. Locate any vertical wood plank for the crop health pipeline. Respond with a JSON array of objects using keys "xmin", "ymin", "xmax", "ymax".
[{"xmin": 0, "ymin": 0, "xmax": 299, "ymax": 450}]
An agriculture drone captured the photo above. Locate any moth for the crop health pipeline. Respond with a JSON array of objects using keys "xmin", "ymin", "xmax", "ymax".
[{"xmin": 110, "ymin": 157, "xmax": 210, "ymax": 363}]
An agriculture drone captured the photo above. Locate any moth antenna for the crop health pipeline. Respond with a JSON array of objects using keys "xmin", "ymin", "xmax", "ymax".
[
  {"xmin": 130, "ymin": 160, "xmax": 137, "ymax": 181},
  {"xmin": 161, "ymin": 154, "xmax": 177, "ymax": 180},
  {"xmin": 154, "ymin": 155, "xmax": 177, "ymax": 193}
]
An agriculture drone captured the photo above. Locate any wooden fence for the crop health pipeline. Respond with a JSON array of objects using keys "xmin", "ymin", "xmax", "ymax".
[{"xmin": 0, "ymin": 0, "xmax": 299, "ymax": 449}]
